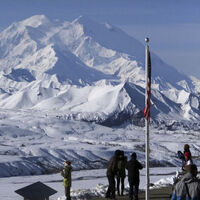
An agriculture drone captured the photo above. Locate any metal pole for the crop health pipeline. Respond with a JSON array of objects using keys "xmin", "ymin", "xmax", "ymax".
[
  {"xmin": 145, "ymin": 119, "xmax": 150, "ymax": 200},
  {"xmin": 145, "ymin": 38, "xmax": 150, "ymax": 200}
]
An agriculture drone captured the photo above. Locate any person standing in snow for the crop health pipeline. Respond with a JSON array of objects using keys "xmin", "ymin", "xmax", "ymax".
[
  {"xmin": 177, "ymin": 144, "xmax": 193, "ymax": 172},
  {"xmin": 126, "ymin": 152, "xmax": 143, "ymax": 200},
  {"xmin": 182, "ymin": 144, "xmax": 193, "ymax": 171},
  {"xmin": 61, "ymin": 160, "xmax": 72, "ymax": 200},
  {"xmin": 116, "ymin": 150, "xmax": 127, "ymax": 196},
  {"xmin": 106, "ymin": 149, "xmax": 121, "ymax": 199},
  {"xmin": 184, "ymin": 144, "xmax": 193, "ymax": 165},
  {"xmin": 171, "ymin": 164, "xmax": 200, "ymax": 200}
]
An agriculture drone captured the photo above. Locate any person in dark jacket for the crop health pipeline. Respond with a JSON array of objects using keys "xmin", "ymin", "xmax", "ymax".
[
  {"xmin": 106, "ymin": 149, "xmax": 121, "ymax": 199},
  {"xmin": 116, "ymin": 150, "xmax": 127, "ymax": 196},
  {"xmin": 126, "ymin": 152, "xmax": 143, "ymax": 200},
  {"xmin": 61, "ymin": 160, "xmax": 72, "ymax": 200},
  {"xmin": 171, "ymin": 164, "xmax": 200, "ymax": 200}
]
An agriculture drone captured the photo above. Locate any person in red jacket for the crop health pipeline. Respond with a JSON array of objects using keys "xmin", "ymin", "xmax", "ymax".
[{"xmin": 184, "ymin": 144, "xmax": 193, "ymax": 165}]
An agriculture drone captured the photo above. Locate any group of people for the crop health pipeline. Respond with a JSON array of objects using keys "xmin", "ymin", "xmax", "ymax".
[
  {"xmin": 60, "ymin": 144, "xmax": 200, "ymax": 200},
  {"xmin": 60, "ymin": 150, "xmax": 143, "ymax": 200},
  {"xmin": 106, "ymin": 150, "xmax": 143, "ymax": 200}
]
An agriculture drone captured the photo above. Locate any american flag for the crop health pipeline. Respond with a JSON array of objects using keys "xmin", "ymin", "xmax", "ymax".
[{"xmin": 144, "ymin": 47, "xmax": 151, "ymax": 121}]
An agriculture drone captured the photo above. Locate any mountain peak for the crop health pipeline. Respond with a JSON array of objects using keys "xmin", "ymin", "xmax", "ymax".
[
  {"xmin": 21, "ymin": 15, "xmax": 49, "ymax": 28},
  {"xmin": 72, "ymin": 15, "xmax": 93, "ymax": 25}
]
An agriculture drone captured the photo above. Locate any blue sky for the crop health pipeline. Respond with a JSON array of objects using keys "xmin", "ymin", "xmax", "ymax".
[{"xmin": 0, "ymin": 0, "xmax": 200, "ymax": 78}]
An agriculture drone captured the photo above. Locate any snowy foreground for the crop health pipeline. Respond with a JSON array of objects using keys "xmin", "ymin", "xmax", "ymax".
[
  {"xmin": 0, "ymin": 109, "xmax": 199, "ymax": 200},
  {"xmin": 0, "ymin": 167, "xmax": 187, "ymax": 200},
  {"xmin": 0, "ymin": 109, "xmax": 200, "ymax": 177}
]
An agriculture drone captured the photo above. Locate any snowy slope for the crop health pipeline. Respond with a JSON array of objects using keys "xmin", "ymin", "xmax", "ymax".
[
  {"xmin": 0, "ymin": 15, "xmax": 199, "ymax": 125},
  {"xmin": 62, "ymin": 16, "xmax": 194, "ymax": 91},
  {"xmin": 0, "ymin": 15, "xmax": 200, "ymax": 178},
  {"xmin": 0, "ymin": 109, "xmax": 200, "ymax": 177}
]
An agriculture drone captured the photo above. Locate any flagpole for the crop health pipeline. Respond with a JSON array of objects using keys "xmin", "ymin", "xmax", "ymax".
[{"xmin": 145, "ymin": 37, "xmax": 150, "ymax": 200}]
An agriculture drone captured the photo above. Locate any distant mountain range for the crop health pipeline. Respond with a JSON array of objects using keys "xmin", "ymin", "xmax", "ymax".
[{"xmin": 0, "ymin": 15, "xmax": 200, "ymax": 129}]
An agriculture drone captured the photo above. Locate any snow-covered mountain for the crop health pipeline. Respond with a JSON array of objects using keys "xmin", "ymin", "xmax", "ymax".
[
  {"xmin": 0, "ymin": 15, "xmax": 200, "ymax": 177},
  {"xmin": 0, "ymin": 15, "xmax": 199, "ymax": 125},
  {"xmin": 0, "ymin": 15, "xmax": 199, "ymax": 127}
]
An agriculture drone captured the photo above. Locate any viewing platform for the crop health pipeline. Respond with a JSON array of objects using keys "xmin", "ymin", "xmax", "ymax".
[{"xmin": 95, "ymin": 186, "xmax": 172, "ymax": 200}]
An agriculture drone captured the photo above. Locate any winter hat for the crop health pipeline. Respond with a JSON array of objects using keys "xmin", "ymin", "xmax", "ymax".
[
  {"xmin": 184, "ymin": 144, "xmax": 190, "ymax": 150},
  {"xmin": 115, "ymin": 149, "xmax": 121, "ymax": 157},
  {"xmin": 185, "ymin": 164, "xmax": 198, "ymax": 176},
  {"xmin": 131, "ymin": 152, "xmax": 137, "ymax": 159},
  {"xmin": 64, "ymin": 160, "xmax": 71, "ymax": 165}
]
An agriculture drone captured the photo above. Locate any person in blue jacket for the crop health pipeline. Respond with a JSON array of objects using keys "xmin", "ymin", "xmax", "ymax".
[{"xmin": 171, "ymin": 164, "xmax": 200, "ymax": 200}]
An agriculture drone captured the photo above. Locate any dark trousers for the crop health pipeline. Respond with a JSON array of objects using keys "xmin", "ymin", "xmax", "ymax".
[
  {"xmin": 116, "ymin": 177, "xmax": 125, "ymax": 195},
  {"xmin": 65, "ymin": 186, "xmax": 71, "ymax": 200},
  {"xmin": 129, "ymin": 182, "xmax": 139, "ymax": 200},
  {"xmin": 106, "ymin": 175, "xmax": 116, "ymax": 198}
]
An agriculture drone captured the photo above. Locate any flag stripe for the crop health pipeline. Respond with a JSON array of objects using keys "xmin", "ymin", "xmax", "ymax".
[{"xmin": 144, "ymin": 49, "xmax": 151, "ymax": 121}]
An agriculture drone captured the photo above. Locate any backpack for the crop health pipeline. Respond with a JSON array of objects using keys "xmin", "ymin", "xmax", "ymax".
[{"xmin": 177, "ymin": 151, "xmax": 185, "ymax": 160}]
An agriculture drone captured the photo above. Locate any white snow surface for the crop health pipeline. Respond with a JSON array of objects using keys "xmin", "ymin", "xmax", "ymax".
[
  {"xmin": 0, "ymin": 109, "xmax": 200, "ymax": 178},
  {"xmin": 1, "ymin": 167, "xmax": 200, "ymax": 200}
]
